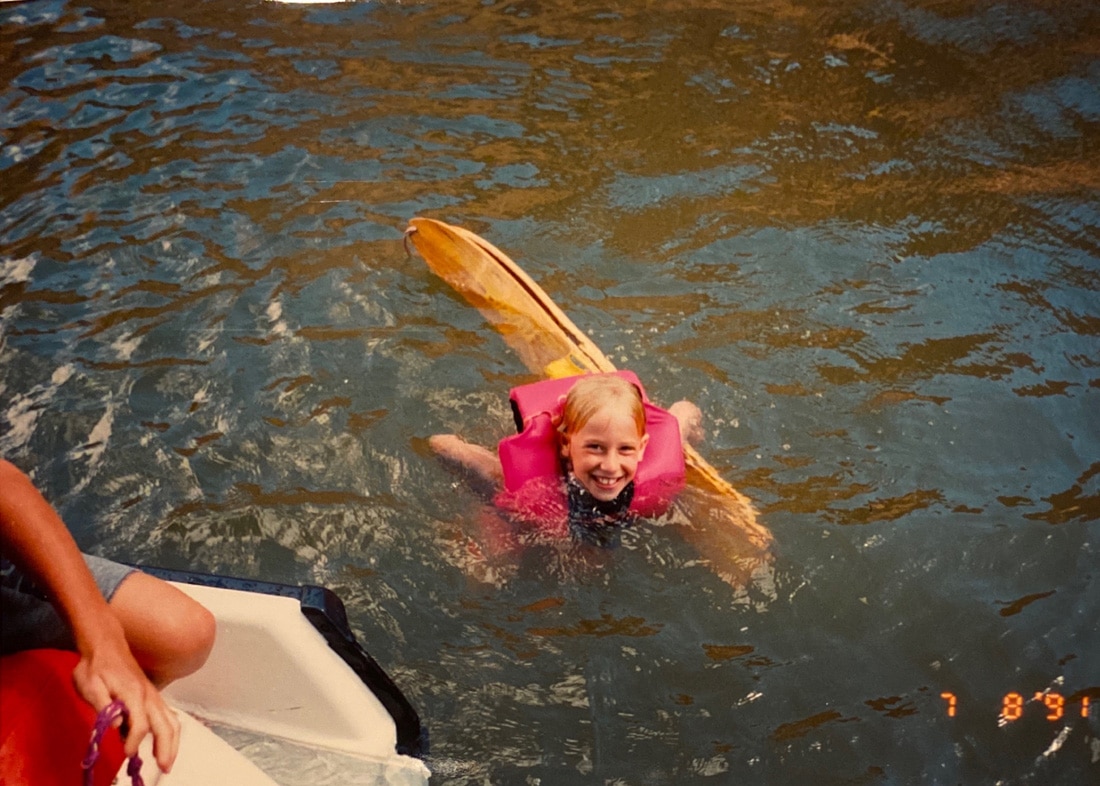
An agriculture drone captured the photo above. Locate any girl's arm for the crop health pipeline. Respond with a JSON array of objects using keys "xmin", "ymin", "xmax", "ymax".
[{"xmin": 428, "ymin": 434, "xmax": 504, "ymax": 486}]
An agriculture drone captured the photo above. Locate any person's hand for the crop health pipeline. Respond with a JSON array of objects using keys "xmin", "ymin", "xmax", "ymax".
[
  {"xmin": 0, "ymin": 460, "xmax": 184, "ymax": 773},
  {"xmin": 71, "ymin": 614, "xmax": 180, "ymax": 773},
  {"xmin": 669, "ymin": 400, "xmax": 705, "ymax": 445}
]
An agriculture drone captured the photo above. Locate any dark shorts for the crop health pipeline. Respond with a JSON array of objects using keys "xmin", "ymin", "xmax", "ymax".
[{"xmin": 0, "ymin": 554, "xmax": 137, "ymax": 655}]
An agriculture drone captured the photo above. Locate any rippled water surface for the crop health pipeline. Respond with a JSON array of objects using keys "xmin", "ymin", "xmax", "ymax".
[{"xmin": 2, "ymin": 0, "xmax": 1098, "ymax": 783}]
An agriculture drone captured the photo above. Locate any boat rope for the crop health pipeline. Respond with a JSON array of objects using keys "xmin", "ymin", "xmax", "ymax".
[{"xmin": 82, "ymin": 699, "xmax": 145, "ymax": 786}]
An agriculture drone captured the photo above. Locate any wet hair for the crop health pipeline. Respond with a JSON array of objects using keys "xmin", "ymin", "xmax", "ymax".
[{"xmin": 557, "ymin": 375, "xmax": 646, "ymax": 438}]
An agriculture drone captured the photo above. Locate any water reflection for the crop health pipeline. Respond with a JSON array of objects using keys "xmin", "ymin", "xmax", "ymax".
[{"xmin": 2, "ymin": 0, "xmax": 1098, "ymax": 783}]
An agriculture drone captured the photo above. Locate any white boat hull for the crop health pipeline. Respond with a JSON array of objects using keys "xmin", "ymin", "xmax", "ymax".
[{"xmin": 131, "ymin": 570, "xmax": 429, "ymax": 785}]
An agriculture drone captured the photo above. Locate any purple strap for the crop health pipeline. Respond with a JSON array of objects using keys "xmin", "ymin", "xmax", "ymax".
[{"xmin": 82, "ymin": 699, "xmax": 145, "ymax": 786}]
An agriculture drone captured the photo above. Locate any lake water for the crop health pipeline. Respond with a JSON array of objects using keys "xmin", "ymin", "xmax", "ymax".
[{"xmin": 2, "ymin": 0, "xmax": 1098, "ymax": 783}]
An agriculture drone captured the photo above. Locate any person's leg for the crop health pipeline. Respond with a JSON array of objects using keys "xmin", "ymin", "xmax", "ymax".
[
  {"xmin": 1, "ymin": 554, "xmax": 126, "ymax": 655},
  {"xmin": 107, "ymin": 572, "xmax": 216, "ymax": 687},
  {"xmin": 2, "ymin": 554, "xmax": 214, "ymax": 686}
]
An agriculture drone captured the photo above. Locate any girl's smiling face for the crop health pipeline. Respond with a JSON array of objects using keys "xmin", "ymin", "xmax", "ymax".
[{"xmin": 560, "ymin": 405, "xmax": 649, "ymax": 501}]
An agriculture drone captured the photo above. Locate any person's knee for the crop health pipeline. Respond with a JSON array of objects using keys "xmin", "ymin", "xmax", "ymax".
[
  {"xmin": 162, "ymin": 595, "xmax": 216, "ymax": 681},
  {"xmin": 110, "ymin": 574, "xmax": 216, "ymax": 685}
]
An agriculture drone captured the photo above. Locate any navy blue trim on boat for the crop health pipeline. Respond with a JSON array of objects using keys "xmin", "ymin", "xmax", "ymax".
[{"xmin": 136, "ymin": 566, "xmax": 428, "ymax": 758}]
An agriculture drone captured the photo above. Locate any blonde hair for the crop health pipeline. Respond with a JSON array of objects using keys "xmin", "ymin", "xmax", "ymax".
[{"xmin": 558, "ymin": 375, "xmax": 646, "ymax": 438}]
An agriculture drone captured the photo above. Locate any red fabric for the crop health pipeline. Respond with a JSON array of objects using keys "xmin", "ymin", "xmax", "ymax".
[{"xmin": 0, "ymin": 649, "xmax": 126, "ymax": 786}]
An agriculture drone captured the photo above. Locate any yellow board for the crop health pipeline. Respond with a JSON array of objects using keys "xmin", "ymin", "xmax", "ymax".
[{"xmin": 405, "ymin": 217, "xmax": 773, "ymax": 586}]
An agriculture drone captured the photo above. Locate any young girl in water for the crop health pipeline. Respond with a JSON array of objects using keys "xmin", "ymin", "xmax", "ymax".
[{"xmin": 430, "ymin": 373, "xmax": 702, "ymax": 544}]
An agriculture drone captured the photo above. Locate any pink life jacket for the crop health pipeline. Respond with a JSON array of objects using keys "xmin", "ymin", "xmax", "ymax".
[{"xmin": 495, "ymin": 371, "xmax": 685, "ymax": 519}]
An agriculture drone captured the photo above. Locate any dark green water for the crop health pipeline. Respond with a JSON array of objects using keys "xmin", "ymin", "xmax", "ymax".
[{"xmin": 2, "ymin": 0, "xmax": 1098, "ymax": 783}]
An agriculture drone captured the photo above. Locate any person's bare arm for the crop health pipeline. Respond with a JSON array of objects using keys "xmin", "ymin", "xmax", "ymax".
[
  {"xmin": 668, "ymin": 400, "xmax": 704, "ymax": 445},
  {"xmin": 429, "ymin": 434, "xmax": 504, "ymax": 486},
  {"xmin": 0, "ymin": 459, "xmax": 179, "ymax": 772}
]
